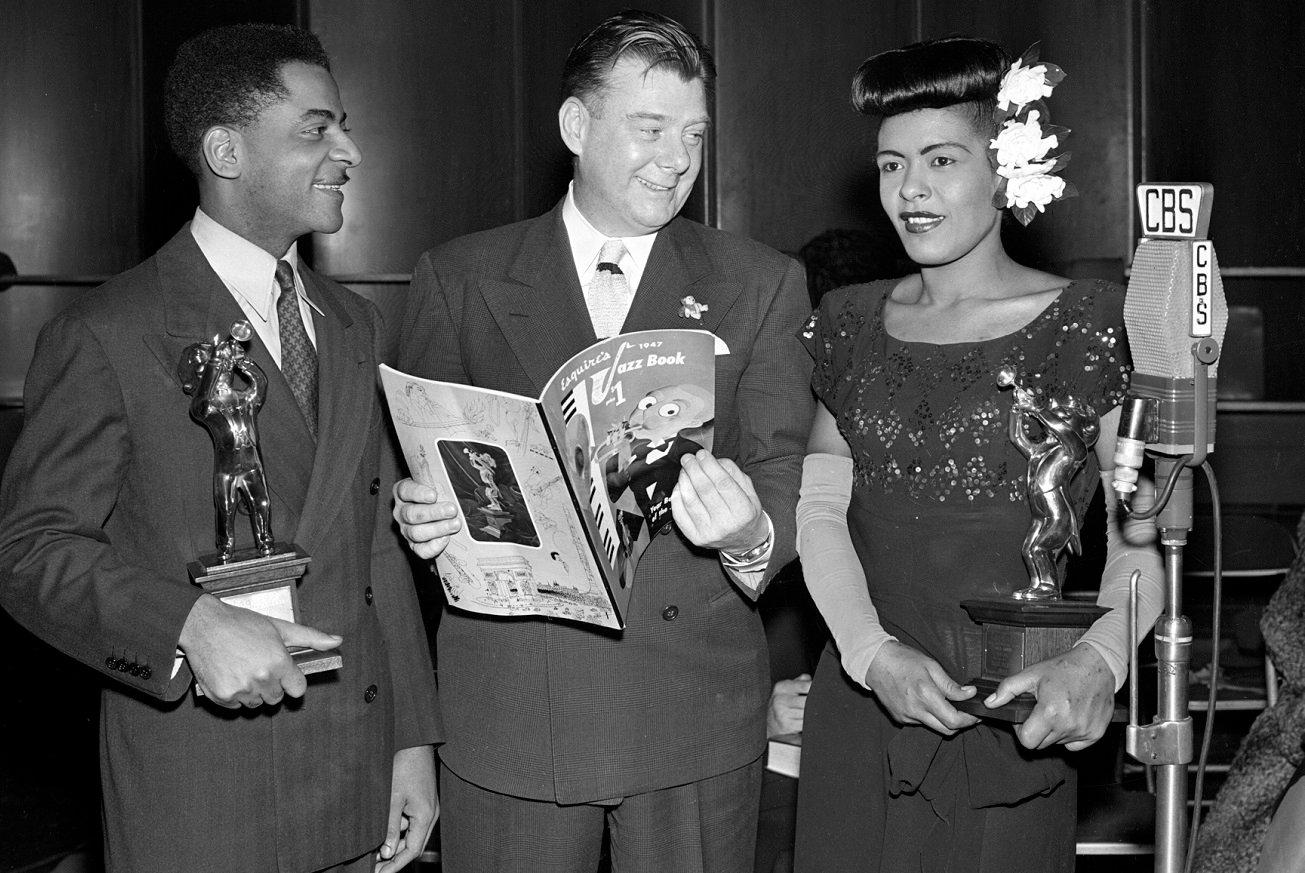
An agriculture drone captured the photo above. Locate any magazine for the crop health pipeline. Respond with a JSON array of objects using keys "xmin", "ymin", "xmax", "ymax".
[{"xmin": 380, "ymin": 328, "xmax": 727, "ymax": 629}]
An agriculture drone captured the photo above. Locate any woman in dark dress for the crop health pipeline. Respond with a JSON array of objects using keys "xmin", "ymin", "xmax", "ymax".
[{"xmin": 792, "ymin": 37, "xmax": 1164, "ymax": 872}]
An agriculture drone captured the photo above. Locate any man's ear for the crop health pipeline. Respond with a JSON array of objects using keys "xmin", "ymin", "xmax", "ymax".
[
  {"xmin": 558, "ymin": 96, "xmax": 589, "ymax": 159},
  {"xmin": 200, "ymin": 126, "xmax": 241, "ymax": 179}
]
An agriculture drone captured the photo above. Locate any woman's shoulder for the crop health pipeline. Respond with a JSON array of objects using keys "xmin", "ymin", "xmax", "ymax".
[
  {"xmin": 1061, "ymin": 277, "xmax": 1127, "ymax": 320},
  {"xmin": 817, "ymin": 277, "xmax": 902, "ymax": 313}
]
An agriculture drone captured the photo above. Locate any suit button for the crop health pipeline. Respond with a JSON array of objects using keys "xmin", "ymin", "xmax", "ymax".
[
  {"xmin": 364, "ymin": 586, "xmax": 374, "ymax": 604},
  {"xmin": 129, "ymin": 664, "xmax": 142, "ymax": 676},
  {"xmin": 369, "ymin": 478, "xmax": 381, "ymax": 495},
  {"xmin": 105, "ymin": 656, "xmax": 118, "ymax": 670},
  {"xmin": 661, "ymin": 605, "xmax": 679, "ymax": 621},
  {"xmin": 364, "ymin": 684, "xmax": 378, "ymax": 703},
  {"xmin": 117, "ymin": 660, "xmax": 130, "ymax": 672},
  {"xmin": 659, "ymin": 526, "xmax": 672, "ymax": 536},
  {"xmin": 140, "ymin": 665, "xmax": 152, "ymax": 680}
]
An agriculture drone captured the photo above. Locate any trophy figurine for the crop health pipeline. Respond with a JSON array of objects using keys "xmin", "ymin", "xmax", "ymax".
[
  {"xmin": 180, "ymin": 322, "xmax": 340, "ymax": 680},
  {"xmin": 955, "ymin": 366, "xmax": 1108, "ymax": 721}
]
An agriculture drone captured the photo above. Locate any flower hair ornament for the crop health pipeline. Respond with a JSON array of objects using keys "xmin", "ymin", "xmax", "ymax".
[{"xmin": 990, "ymin": 43, "xmax": 1077, "ymax": 225}]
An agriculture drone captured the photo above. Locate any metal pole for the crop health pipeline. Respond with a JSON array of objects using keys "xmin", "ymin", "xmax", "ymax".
[{"xmin": 1153, "ymin": 459, "xmax": 1195, "ymax": 873}]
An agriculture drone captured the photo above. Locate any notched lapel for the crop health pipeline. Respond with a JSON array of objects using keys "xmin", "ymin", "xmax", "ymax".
[
  {"xmin": 292, "ymin": 272, "xmax": 369, "ymax": 554},
  {"xmin": 625, "ymin": 220, "xmax": 740, "ymax": 338},
  {"xmin": 153, "ymin": 228, "xmax": 315, "ymax": 531},
  {"xmin": 483, "ymin": 211, "xmax": 596, "ymax": 395}
]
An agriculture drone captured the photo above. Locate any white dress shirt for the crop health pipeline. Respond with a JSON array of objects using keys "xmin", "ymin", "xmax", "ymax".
[{"xmin": 189, "ymin": 207, "xmax": 324, "ymax": 367}]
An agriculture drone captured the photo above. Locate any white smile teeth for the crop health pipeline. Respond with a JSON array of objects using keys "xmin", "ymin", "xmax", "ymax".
[
  {"xmin": 314, "ymin": 184, "xmax": 343, "ymax": 191},
  {"xmin": 637, "ymin": 178, "xmax": 671, "ymax": 192}
]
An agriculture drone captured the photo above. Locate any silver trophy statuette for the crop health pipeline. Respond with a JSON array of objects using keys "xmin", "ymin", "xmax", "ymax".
[
  {"xmin": 179, "ymin": 321, "xmax": 274, "ymax": 562},
  {"xmin": 997, "ymin": 365, "xmax": 1101, "ymax": 601}
]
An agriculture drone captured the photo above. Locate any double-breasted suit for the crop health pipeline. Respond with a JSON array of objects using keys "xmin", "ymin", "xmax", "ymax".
[
  {"xmin": 0, "ymin": 228, "xmax": 441, "ymax": 872},
  {"xmin": 396, "ymin": 202, "xmax": 813, "ymax": 804}
]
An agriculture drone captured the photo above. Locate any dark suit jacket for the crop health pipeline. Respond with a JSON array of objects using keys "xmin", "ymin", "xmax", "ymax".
[
  {"xmin": 0, "ymin": 227, "xmax": 441, "ymax": 872},
  {"xmin": 397, "ymin": 202, "xmax": 813, "ymax": 803}
]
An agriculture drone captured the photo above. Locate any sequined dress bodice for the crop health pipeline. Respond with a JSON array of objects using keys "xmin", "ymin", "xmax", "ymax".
[{"xmin": 800, "ymin": 278, "xmax": 1130, "ymax": 677}]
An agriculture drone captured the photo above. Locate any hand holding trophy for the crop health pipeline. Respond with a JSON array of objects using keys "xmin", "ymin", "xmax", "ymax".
[{"xmin": 179, "ymin": 322, "xmax": 340, "ymax": 687}]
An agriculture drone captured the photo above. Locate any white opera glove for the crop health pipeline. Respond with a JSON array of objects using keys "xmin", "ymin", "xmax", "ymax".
[
  {"xmin": 795, "ymin": 453, "xmax": 896, "ymax": 691},
  {"xmin": 1077, "ymin": 471, "xmax": 1165, "ymax": 690}
]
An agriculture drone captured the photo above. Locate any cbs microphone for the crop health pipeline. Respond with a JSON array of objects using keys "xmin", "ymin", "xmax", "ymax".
[{"xmin": 1112, "ymin": 183, "xmax": 1229, "ymax": 511}]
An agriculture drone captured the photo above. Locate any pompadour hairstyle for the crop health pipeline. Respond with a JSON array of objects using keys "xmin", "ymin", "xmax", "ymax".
[
  {"xmin": 561, "ymin": 9, "xmax": 716, "ymax": 109},
  {"xmin": 851, "ymin": 36, "xmax": 1010, "ymax": 135},
  {"xmin": 164, "ymin": 23, "xmax": 331, "ymax": 175}
]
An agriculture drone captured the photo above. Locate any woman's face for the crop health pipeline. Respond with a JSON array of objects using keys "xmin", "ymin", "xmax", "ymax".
[{"xmin": 876, "ymin": 106, "xmax": 1003, "ymax": 268}]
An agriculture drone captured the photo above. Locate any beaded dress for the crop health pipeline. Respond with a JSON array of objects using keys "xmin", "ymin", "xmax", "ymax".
[{"xmin": 793, "ymin": 278, "xmax": 1130, "ymax": 873}]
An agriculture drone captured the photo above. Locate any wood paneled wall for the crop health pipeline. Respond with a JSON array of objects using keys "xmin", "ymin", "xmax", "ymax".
[{"xmin": 0, "ymin": 1, "xmax": 142, "ymax": 402}]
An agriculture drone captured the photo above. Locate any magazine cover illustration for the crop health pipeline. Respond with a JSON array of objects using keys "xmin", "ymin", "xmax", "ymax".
[{"xmin": 380, "ymin": 328, "xmax": 724, "ymax": 629}]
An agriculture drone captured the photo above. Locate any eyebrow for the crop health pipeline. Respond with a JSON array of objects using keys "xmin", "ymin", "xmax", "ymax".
[
  {"xmin": 626, "ymin": 111, "xmax": 712, "ymax": 128},
  {"xmin": 876, "ymin": 141, "xmax": 974, "ymax": 159},
  {"xmin": 298, "ymin": 108, "xmax": 340, "ymax": 124}
]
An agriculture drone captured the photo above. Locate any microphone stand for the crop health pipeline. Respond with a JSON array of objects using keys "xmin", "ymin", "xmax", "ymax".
[{"xmin": 1126, "ymin": 337, "xmax": 1220, "ymax": 873}]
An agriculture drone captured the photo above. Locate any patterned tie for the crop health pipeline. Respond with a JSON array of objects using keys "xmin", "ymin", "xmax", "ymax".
[
  {"xmin": 588, "ymin": 239, "xmax": 632, "ymax": 339},
  {"xmin": 274, "ymin": 259, "xmax": 318, "ymax": 440}
]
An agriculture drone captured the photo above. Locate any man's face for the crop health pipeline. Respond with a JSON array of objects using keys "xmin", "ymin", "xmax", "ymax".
[
  {"xmin": 233, "ymin": 61, "xmax": 361, "ymax": 252},
  {"xmin": 566, "ymin": 57, "xmax": 709, "ymax": 237}
]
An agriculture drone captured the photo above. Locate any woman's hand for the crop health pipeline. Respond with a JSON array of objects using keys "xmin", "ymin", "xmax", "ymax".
[
  {"xmin": 865, "ymin": 640, "xmax": 981, "ymax": 736},
  {"xmin": 984, "ymin": 643, "xmax": 1115, "ymax": 751}
]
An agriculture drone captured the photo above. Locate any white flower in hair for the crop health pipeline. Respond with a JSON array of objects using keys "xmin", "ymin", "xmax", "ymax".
[
  {"xmin": 997, "ymin": 58, "xmax": 1055, "ymax": 112},
  {"xmin": 1001, "ymin": 167, "xmax": 1067, "ymax": 212},
  {"xmin": 990, "ymin": 111, "xmax": 1058, "ymax": 168},
  {"xmin": 988, "ymin": 43, "xmax": 1073, "ymax": 225}
]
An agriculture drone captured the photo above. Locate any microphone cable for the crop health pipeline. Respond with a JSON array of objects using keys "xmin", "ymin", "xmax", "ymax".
[{"xmin": 1184, "ymin": 460, "xmax": 1222, "ymax": 873}]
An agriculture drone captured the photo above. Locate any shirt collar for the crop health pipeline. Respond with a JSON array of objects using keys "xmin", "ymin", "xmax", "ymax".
[
  {"xmin": 562, "ymin": 183, "xmax": 656, "ymax": 290},
  {"xmin": 189, "ymin": 207, "xmax": 324, "ymax": 321}
]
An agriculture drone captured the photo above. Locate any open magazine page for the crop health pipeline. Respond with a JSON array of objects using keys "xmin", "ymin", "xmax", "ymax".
[
  {"xmin": 538, "ymin": 329, "xmax": 726, "ymax": 599},
  {"xmin": 379, "ymin": 366, "xmax": 623, "ymax": 629}
]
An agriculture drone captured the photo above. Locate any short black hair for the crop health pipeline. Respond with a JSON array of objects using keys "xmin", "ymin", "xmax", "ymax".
[
  {"xmin": 851, "ymin": 36, "xmax": 1009, "ymax": 135},
  {"xmin": 561, "ymin": 9, "xmax": 716, "ymax": 111},
  {"xmin": 164, "ymin": 23, "xmax": 331, "ymax": 175}
]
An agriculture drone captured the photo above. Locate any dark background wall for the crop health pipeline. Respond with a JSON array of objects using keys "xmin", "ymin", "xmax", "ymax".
[{"xmin": 0, "ymin": 0, "xmax": 1302, "ymax": 868}]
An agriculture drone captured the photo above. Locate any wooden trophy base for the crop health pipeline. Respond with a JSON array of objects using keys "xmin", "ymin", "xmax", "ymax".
[
  {"xmin": 954, "ymin": 598, "xmax": 1107, "ymax": 722},
  {"xmin": 188, "ymin": 545, "xmax": 342, "ymax": 678}
]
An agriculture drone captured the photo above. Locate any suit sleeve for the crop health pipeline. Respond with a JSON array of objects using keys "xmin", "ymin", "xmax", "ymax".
[
  {"xmin": 368, "ymin": 303, "xmax": 444, "ymax": 750},
  {"xmin": 732, "ymin": 256, "xmax": 815, "ymax": 597},
  {"xmin": 0, "ymin": 315, "xmax": 200, "ymax": 700}
]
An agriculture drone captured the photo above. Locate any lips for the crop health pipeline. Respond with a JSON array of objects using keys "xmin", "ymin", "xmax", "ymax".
[
  {"xmin": 636, "ymin": 176, "xmax": 674, "ymax": 193},
  {"xmin": 901, "ymin": 211, "xmax": 943, "ymax": 234},
  {"xmin": 312, "ymin": 177, "xmax": 348, "ymax": 194}
]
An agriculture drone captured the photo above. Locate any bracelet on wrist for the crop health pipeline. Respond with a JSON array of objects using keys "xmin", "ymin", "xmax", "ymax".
[{"xmin": 722, "ymin": 528, "xmax": 772, "ymax": 565}]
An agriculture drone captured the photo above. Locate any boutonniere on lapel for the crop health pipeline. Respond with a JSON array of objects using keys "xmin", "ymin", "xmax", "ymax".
[{"xmin": 679, "ymin": 295, "xmax": 708, "ymax": 320}]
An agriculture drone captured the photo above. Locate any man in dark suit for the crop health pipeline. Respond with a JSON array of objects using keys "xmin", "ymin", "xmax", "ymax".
[
  {"xmin": 0, "ymin": 24, "xmax": 449, "ymax": 873},
  {"xmin": 393, "ymin": 10, "xmax": 813, "ymax": 872}
]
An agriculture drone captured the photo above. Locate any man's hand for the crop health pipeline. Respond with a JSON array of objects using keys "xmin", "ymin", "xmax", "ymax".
[
  {"xmin": 392, "ymin": 479, "xmax": 462, "ymax": 560},
  {"xmin": 670, "ymin": 450, "xmax": 767, "ymax": 554},
  {"xmin": 375, "ymin": 745, "xmax": 438, "ymax": 873},
  {"xmin": 985, "ymin": 643, "xmax": 1115, "ymax": 751},
  {"xmin": 178, "ymin": 594, "xmax": 342, "ymax": 708},
  {"xmin": 767, "ymin": 674, "xmax": 811, "ymax": 739},
  {"xmin": 865, "ymin": 640, "xmax": 980, "ymax": 736}
]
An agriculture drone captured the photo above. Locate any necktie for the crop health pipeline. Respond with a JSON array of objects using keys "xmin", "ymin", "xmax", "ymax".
[
  {"xmin": 274, "ymin": 259, "xmax": 318, "ymax": 440},
  {"xmin": 588, "ymin": 239, "xmax": 632, "ymax": 339}
]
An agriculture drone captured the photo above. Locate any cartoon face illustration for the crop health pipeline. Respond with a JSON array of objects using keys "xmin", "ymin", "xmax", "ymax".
[{"xmin": 625, "ymin": 384, "xmax": 712, "ymax": 445}]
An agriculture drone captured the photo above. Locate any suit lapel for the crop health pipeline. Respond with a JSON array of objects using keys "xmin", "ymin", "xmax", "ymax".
[
  {"xmin": 144, "ymin": 227, "xmax": 314, "ymax": 540},
  {"xmin": 482, "ymin": 204, "xmax": 597, "ymax": 396},
  {"xmin": 292, "ymin": 268, "xmax": 368, "ymax": 555},
  {"xmin": 625, "ymin": 218, "xmax": 739, "ymax": 337}
]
